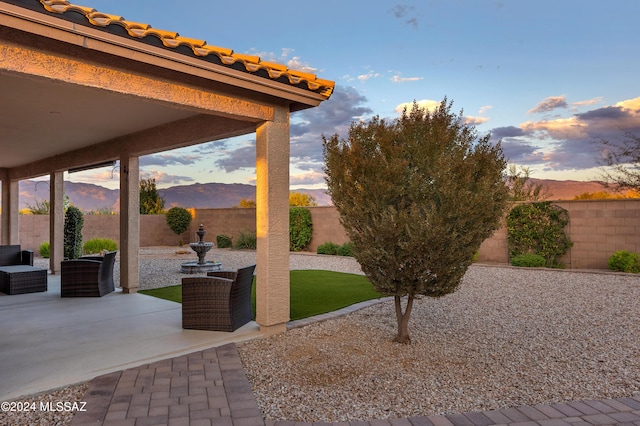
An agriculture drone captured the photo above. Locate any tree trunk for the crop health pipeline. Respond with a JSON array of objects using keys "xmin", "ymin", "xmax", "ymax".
[{"xmin": 393, "ymin": 295, "xmax": 414, "ymax": 344}]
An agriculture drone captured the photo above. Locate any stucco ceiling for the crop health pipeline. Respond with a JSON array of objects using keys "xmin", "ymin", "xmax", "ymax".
[{"xmin": 0, "ymin": 71, "xmax": 197, "ymax": 169}]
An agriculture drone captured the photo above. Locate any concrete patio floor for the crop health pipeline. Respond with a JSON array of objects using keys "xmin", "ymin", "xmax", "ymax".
[{"xmin": 0, "ymin": 274, "xmax": 263, "ymax": 401}]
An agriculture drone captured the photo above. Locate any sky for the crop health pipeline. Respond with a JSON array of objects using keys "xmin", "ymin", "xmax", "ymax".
[{"xmin": 66, "ymin": 0, "xmax": 640, "ymax": 190}]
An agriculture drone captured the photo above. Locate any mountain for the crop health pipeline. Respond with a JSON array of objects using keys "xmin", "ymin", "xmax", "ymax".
[
  {"xmin": 530, "ymin": 179, "xmax": 616, "ymax": 200},
  {"xmin": 9, "ymin": 178, "xmax": 623, "ymax": 212},
  {"xmin": 13, "ymin": 180, "xmax": 332, "ymax": 211}
]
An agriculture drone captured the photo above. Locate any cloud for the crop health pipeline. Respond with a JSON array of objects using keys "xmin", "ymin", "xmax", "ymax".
[
  {"xmin": 290, "ymin": 172, "xmax": 326, "ymax": 186},
  {"xmin": 215, "ymin": 85, "xmax": 373, "ymax": 176},
  {"xmin": 573, "ymin": 97, "xmax": 603, "ymax": 108},
  {"xmin": 390, "ymin": 4, "xmax": 419, "ymax": 29},
  {"xmin": 491, "ymin": 96, "xmax": 640, "ymax": 172},
  {"xmin": 394, "ymin": 99, "xmax": 440, "ymax": 114},
  {"xmin": 140, "ymin": 153, "xmax": 199, "ymax": 167},
  {"xmin": 463, "ymin": 116, "xmax": 489, "ymax": 126},
  {"xmin": 490, "ymin": 126, "xmax": 528, "ymax": 139},
  {"xmin": 248, "ymin": 48, "xmax": 318, "ymax": 74},
  {"xmin": 358, "ymin": 71, "xmax": 381, "ymax": 81},
  {"xmin": 528, "ymin": 95, "xmax": 569, "ymax": 114},
  {"xmin": 391, "ymin": 75, "xmax": 423, "ymax": 83},
  {"xmin": 140, "ymin": 170, "xmax": 194, "ymax": 186},
  {"xmin": 479, "ymin": 105, "xmax": 493, "ymax": 115},
  {"xmin": 214, "ymin": 140, "xmax": 256, "ymax": 173}
]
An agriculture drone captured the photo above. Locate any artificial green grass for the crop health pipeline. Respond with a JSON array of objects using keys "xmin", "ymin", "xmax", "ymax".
[{"xmin": 139, "ymin": 270, "xmax": 382, "ymax": 321}]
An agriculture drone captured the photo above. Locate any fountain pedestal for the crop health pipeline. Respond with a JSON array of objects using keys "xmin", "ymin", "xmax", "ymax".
[{"xmin": 180, "ymin": 224, "xmax": 222, "ymax": 274}]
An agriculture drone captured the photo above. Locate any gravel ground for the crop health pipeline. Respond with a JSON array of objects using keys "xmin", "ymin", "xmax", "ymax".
[
  {"xmin": 237, "ymin": 265, "xmax": 640, "ymax": 422},
  {"xmin": 20, "ymin": 249, "xmax": 640, "ymax": 424}
]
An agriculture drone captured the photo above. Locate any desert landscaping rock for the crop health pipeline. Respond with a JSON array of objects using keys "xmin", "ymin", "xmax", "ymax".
[
  {"xmin": 237, "ymin": 265, "xmax": 640, "ymax": 422},
  {"xmin": 24, "ymin": 250, "xmax": 640, "ymax": 424}
]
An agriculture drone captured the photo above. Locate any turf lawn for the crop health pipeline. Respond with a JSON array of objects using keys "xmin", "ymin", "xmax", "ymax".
[{"xmin": 139, "ymin": 270, "xmax": 382, "ymax": 321}]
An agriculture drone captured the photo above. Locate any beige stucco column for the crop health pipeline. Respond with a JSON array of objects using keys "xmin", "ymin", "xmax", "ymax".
[
  {"xmin": 255, "ymin": 105, "xmax": 290, "ymax": 335},
  {"xmin": 49, "ymin": 171, "xmax": 64, "ymax": 274},
  {"xmin": 0, "ymin": 177, "xmax": 19, "ymax": 245},
  {"xmin": 119, "ymin": 156, "xmax": 140, "ymax": 293}
]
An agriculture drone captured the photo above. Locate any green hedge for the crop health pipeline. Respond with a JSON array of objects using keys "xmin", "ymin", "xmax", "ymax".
[
  {"xmin": 83, "ymin": 238, "xmax": 118, "ymax": 255},
  {"xmin": 608, "ymin": 250, "xmax": 640, "ymax": 273}
]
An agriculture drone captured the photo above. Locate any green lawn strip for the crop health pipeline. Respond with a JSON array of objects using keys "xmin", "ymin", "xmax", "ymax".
[{"xmin": 139, "ymin": 270, "xmax": 382, "ymax": 321}]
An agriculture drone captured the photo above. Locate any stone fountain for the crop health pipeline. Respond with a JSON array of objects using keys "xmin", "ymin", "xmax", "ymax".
[{"xmin": 180, "ymin": 224, "xmax": 222, "ymax": 274}]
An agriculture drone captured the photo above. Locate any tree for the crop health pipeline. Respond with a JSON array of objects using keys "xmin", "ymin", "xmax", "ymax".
[
  {"xmin": 234, "ymin": 198, "xmax": 256, "ymax": 208},
  {"xmin": 64, "ymin": 205, "xmax": 84, "ymax": 259},
  {"xmin": 506, "ymin": 202, "xmax": 572, "ymax": 268},
  {"xmin": 26, "ymin": 199, "xmax": 50, "ymax": 215},
  {"xmin": 165, "ymin": 207, "xmax": 192, "ymax": 245},
  {"xmin": 289, "ymin": 192, "xmax": 317, "ymax": 207},
  {"xmin": 599, "ymin": 131, "xmax": 640, "ymax": 190},
  {"xmin": 140, "ymin": 178, "xmax": 165, "ymax": 214},
  {"xmin": 506, "ymin": 164, "xmax": 550, "ymax": 201},
  {"xmin": 323, "ymin": 99, "xmax": 509, "ymax": 344}
]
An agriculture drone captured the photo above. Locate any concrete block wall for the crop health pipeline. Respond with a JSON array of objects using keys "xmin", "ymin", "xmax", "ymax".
[{"xmin": 9, "ymin": 199, "xmax": 640, "ymax": 270}]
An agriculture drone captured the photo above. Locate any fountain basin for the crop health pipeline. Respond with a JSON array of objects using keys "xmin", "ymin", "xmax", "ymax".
[{"xmin": 180, "ymin": 260, "xmax": 222, "ymax": 274}]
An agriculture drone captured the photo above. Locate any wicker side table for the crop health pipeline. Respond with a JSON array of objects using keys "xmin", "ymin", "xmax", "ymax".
[{"xmin": 0, "ymin": 265, "xmax": 48, "ymax": 295}]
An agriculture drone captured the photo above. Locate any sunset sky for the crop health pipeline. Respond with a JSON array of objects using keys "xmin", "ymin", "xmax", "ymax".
[{"xmin": 68, "ymin": 0, "xmax": 640, "ymax": 190}]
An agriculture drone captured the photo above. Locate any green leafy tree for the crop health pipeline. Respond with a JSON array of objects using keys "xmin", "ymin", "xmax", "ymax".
[
  {"xmin": 323, "ymin": 98, "xmax": 509, "ymax": 344},
  {"xmin": 289, "ymin": 207, "xmax": 313, "ymax": 251},
  {"xmin": 506, "ymin": 201, "xmax": 572, "ymax": 268},
  {"xmin": 140, "ymin": 178, "xmax": 165, "ymax": 214},
  {"xmin": 165, "ymin": 207, "xmax": 192, "ymax": 245},
  {"xmin": 64, "ymin": 205, "xmax": 84, "ymax": 259}
]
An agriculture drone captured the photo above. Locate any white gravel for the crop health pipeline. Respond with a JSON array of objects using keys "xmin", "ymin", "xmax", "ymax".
[
  {"xmin": 237, "ymin": 264, "xmax": 640, "ymax": 422},
  {"xmin": 25, "ymin": 249, "xmax": 640, "ymax": 424},
  {"xmin": 133, "ymin": 246, "xmax": 363, "ymax": 290}
]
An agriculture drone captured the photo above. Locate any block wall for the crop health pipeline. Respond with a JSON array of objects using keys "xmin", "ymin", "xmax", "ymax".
[{"xmin": 9, "ymin": 199, "xmax": 640, "ymax": 270}]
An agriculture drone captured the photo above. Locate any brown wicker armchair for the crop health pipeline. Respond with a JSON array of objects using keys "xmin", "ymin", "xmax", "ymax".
[
  {"xmin": 182, "ymin": 264, "xmax": 256, "ymax": 332},
  {"xmin": 61, "ymin": 251, "xmax": 117, "ymax": 297}
]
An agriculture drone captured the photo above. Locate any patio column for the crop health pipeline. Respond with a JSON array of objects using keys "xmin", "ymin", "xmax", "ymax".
[
  {"xmin": 119, "ymin": 156, "xmax": 140, "ymax": 293},
  {"xmin": 255, "ymin": 104, "xmax": 290, "ymax": 335},
  {"xmin": 49, "ymin": 171, "xmax": 64, "ymax": 274},
  {"xmin": 1, "ymin": 177, "xmax": 19, "ymax": 245}
]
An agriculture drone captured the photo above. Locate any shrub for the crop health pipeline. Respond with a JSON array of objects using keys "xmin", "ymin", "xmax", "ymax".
[
  {"xmin": 511, "ymin": 253, "xmax": 546, "ymax": 267},
  {"xmin": 337, "ymin": 242, "xmax": 355, "ymax": 257},
  {"xmin": 216, "ymin": 234, "xmax": 233, "ymax": 249},
  {"xmin": 39, "ymin": 242, "xmax": 50, "ymax": 259},
  {"xmin": 64, "ymin": 205, "xmax": 84, "ymax": 260},
  {"xmin": 506, "ymin": 201, "xmax": 572, "ymax": 268},
  {"xmin": 83, "ymin": 238, "xmax": 118, "ymax": 255},
  {"xmin": 235, "ymin": 231, "xmax": 257, "ymax": 250},
  {"xmin": 608, "ymin": 250, "xmax": 640, "ymax": 273},
  {"xmin": 317, "ymin": 242, "xmax": 340, "ymax": 255},
  {"xmin": 165, "ymin": 207, "xmax": 192, "ymax": 244},
  {"xmin": 289, "ymin": 207, "xmax": 313, "ymax": 251}
]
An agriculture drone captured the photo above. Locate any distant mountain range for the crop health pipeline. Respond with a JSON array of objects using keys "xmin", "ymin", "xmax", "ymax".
[
  {"xmin": 15, "ymin": 180, "xmax": 332, "ymax": 211},
  {"xmin": 10, "ymin": 178, "xmax": 622, "ymax": 212}
]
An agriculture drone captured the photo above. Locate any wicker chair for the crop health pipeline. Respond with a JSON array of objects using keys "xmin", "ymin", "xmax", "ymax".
[
  {"xmin": 61, "ymin": 251, "xmax": 117, "ymax": 297},
  {"xmin": 182, "ymin": 264, "xmax": 256, "ymax": 332}
]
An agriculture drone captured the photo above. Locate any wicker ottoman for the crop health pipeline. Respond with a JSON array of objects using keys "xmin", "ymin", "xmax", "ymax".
[{"xmin": 0, "ymin": 265, "xmax": 48, "ymax": 295}]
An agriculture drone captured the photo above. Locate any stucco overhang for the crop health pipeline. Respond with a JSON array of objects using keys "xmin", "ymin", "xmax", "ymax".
[{"xmin": 0, "ymin": 0, "xmax": 335, "ymax": 178}]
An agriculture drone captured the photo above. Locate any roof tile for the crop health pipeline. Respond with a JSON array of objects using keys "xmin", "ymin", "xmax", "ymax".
[{"xmin": 35, "ymin": 0, "xmax": 334, "ymax": 98}]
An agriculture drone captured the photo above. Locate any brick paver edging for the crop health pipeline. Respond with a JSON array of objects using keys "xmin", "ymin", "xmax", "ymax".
[
  {"xmin": 71, "ymin": 343, "xmax": 263, "ymax": 426},
  {"xmin": 71, "ymin": 341, "xmax": 640, "ymax": 426}
]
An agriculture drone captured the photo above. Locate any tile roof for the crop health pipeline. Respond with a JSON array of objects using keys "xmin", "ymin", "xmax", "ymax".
[{"xmin": 31, "ymin": 0, "xmax": 335, "ymax": 98}]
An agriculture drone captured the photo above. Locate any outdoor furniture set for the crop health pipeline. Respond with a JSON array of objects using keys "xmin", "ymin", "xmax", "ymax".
[
  {"xmin": 0, "ymin": 245, "xmax": 47, "ymax": 295},
  {"xmin": 182, "ymin": 264, "xmax": 256, "ymax": 332},
  {"xmin": 61, "ymin": 251, "xmax": 117, "ymax": 297},
  {"xmin": 2, "ymin": 242, "xmax": 253, "ymax": 331}
]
